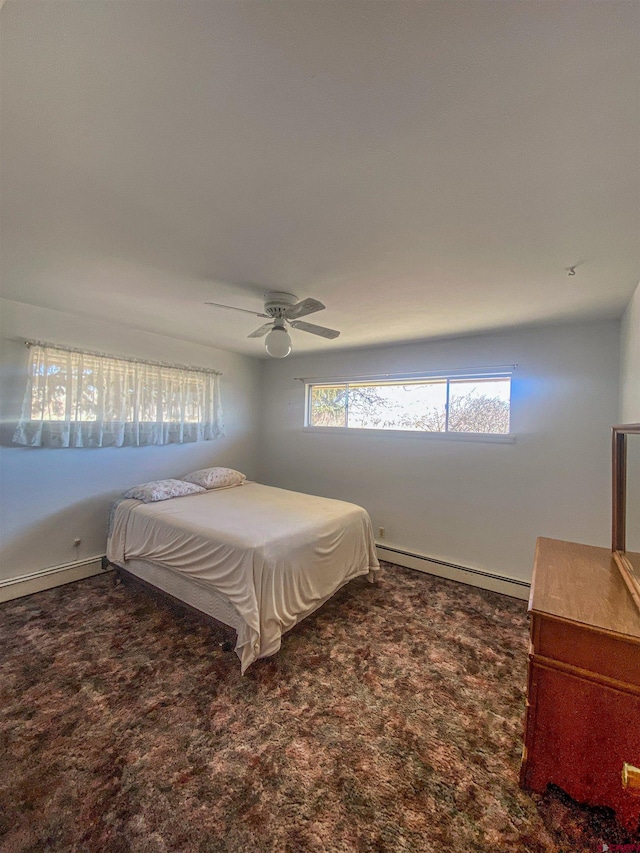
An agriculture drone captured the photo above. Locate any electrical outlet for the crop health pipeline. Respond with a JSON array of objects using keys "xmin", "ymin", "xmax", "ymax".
[
  {"xmin": 73, "ymin": 538, "xmax": 81, "ymax": 546},
  {"xmin": 378, "ymin": 527, "xmax": 385, "ymax": 539}
]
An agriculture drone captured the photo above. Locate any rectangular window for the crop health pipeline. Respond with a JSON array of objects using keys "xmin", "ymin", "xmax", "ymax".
[
  {"xmin": 305, "ymin": 370, "xmax": 512, "ymax": 436},
  {"xmin": 14, "ymin": 342, "xmax": 224, "ymax": 448}
]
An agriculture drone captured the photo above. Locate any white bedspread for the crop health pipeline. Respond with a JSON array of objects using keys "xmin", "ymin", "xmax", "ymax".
[{"xmin": 107, "ymin": 483, "xmax": 379, "ymax": 672}]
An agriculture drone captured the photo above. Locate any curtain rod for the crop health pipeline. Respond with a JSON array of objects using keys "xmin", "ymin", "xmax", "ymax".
[
  {"xmin": 294, "ymin": 364, "xmax": 517, "ymax": 382},
  {"xmin": 24, "ymin": 339, "xmax": 222, "ymax": 376}
]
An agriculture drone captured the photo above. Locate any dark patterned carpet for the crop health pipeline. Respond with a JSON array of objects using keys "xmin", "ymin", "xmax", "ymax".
[{"xmin": 1, "ymin": 563, "xmax": 638, "ymax": 853}]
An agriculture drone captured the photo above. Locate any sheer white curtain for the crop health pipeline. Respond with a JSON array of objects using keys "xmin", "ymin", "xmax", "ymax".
[{"xmin": 14, "ymin": 343, "xmax": 224, "ymax": 448}]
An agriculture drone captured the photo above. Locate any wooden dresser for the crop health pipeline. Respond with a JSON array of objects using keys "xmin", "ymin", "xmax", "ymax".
[{"xmin": 520, "ymin": 537, "xmax": 640, "ymax": 832}]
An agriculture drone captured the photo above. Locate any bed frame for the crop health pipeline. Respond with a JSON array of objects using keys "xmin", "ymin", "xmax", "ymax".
[{"xmin": 107, "ymin": 558, "xmax": 239, "ymax": 651}]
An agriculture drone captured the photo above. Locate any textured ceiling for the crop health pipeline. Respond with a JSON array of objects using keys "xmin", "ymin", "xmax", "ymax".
[{"xmin": 1, "ymin": 0, "xmax": 639, "ymax": 357}]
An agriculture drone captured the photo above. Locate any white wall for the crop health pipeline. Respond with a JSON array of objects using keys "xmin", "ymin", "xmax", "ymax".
[
  {"xmin": 620, "ymin": 282, "xmax": 640, "ymax": 422},
  {"xmin": 0, "ymin": 303, "xmax": 625, "ymax": 592},
  {"xmin": 258, "ymin": 320, "xmax": 620, "ymax": 583},
  {"xmin": 0, "ymin": 299, "xmax": 263, "ymax": 582}
]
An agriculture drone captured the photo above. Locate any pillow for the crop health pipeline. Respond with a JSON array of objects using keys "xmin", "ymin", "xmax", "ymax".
[
  {"xmin": 182, "ymin": 466, "xmax": 246, "ymax": 490},
  {"xmin": 123, "ymin": 479, "xmax": 207, "ymax": 503}
]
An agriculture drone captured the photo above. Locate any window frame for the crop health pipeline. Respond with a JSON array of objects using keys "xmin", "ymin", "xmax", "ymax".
[{"xmin": 302, "ymin": 366, "xmax": 515, "ymax": 442}]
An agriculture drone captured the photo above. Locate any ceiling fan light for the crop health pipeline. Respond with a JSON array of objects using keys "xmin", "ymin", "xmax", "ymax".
[{"xmin": 265, "ymin": 326, "xmax": 292, "ymax": 358}]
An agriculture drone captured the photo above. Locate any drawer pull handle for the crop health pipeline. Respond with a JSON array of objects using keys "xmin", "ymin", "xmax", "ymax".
[{"xmin": 621, "ymin": 763, "xmax": 640, "ymax": 791}]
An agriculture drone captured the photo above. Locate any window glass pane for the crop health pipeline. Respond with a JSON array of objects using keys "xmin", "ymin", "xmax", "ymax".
[
  {"xmin": 161, "ymin": 368, "xmax": 199, "ymax": 423},
  {"xmin": 32, "ymin": 357, "xmax": 68, "ymax": 421},
  {"xmin": 309, "ymin": 385, "xmax": 347, "ymax": 426},
  {"xmin": 305, "ymin": 373, "xmax": 512, "ymax": 436},
  {"xmin": 77, "ymin": 361, "xmax": 98, "ymax": 421},
  {"xmin": 447, "ymin": 378, "xmax": 510, "ymax": 434},
  {"xmin": 26, "ymin": 346, "xmax": 219, "ymax": 427},
  {"xmin": 347, "ymin": 381, "xmax": 447, "ymax": 431},
  {"xmin": 17, "ymin": 342, "xmax": 223, "ymax": 448}
]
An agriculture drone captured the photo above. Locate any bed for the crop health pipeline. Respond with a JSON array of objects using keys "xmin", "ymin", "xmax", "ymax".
[{"xmin": 107, "ymin": 479, "xmax": 380, "ymax": 672}]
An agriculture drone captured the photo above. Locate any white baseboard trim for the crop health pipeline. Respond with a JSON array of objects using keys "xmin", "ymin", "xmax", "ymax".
[
  {"xmin": 375, "ymin": 544, "xmax": 530, "ymax": 601},
  {"xmin": 0, "ymin": 556, "xmax": 109, "ymax": 603}
]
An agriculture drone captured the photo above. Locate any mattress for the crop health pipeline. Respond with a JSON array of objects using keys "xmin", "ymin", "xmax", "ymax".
[{"xmin": 107, "ymin": 483, "xmax": 380, "ymax": 672}]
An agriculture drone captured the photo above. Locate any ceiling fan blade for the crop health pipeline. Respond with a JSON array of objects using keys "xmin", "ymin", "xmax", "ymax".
[
  {"xmin": 247, "ymin": 322, "xmax": 274, "ymax": 338},
  {"xmin": 206, "ymin": 301, "xmax": 268, "ymax": 318},
  {"xmin": 285, "ymin": 298, "xmax": 325, "ymax": 320},
  {"xmin": 289, "ymin": 320, "xmax": 340, "ymax": 339}
]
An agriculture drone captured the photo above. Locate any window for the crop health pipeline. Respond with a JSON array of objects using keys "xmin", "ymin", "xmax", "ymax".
[
  {"xmin": 305, "ymin": 369, "xmax": 512, "ymax": 437},
  {"xmin": 13, "ymin": 342, "xmax": 224, "ymax": 448}
]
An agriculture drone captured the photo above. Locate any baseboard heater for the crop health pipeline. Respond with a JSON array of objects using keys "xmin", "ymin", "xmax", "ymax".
[
  {"xmin": 375, "ymin": 543, "xmax": 530, "ymax": 601},
  {"xmin": 1, "ymin": 547, "xmax": 529, "ymax": 604},
  {"xmin": 0, "ymin": 555, "xmax": 109, "ymax": 603}
]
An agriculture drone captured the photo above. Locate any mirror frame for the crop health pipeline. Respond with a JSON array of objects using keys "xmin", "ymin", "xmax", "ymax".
[{"xmin": 612, "ymin": 423, "xmax": 640, "ymax": 612}]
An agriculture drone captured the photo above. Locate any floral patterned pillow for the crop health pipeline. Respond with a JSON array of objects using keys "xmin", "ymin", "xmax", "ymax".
[
  {"xmin": 123, "ymin": 479, "xmax": 207, "ymax": 503},
  {"xmin": 182, "ymin": 467, "xmax": 246, "ymax": 490}
]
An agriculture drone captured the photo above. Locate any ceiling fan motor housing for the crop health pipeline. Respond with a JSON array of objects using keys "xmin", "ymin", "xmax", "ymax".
[{"xmin": 264, "ymin": 292, "xmax": 297, "ymax": 320}]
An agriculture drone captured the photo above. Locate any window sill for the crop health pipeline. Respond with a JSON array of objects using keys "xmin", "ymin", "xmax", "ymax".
[{"xmin": 302, "ymin": 426, "xmax": 515, "ymax": 443}]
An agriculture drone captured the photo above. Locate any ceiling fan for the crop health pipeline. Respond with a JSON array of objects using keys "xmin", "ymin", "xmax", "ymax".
[{"xmin": 205, "ymin": 291, "xmax": 340, "ymax": 358}]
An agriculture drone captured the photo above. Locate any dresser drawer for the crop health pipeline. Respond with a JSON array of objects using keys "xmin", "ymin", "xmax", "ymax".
[{"xmin": 531, "ymin": 613, "xmax": 640, "ymax": 690}]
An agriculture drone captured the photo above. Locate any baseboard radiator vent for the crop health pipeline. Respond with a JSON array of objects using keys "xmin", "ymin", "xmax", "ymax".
[
  {"xmin": 375, "ymin": 543, "xmax": 530, "ymax": 601},
  {"xmin": 0, "ymin": 555, "xmax": 110, "ymax": 603},
  {"xmin": 1, "ymin": 547, "xmax": 529, "ymax": 604}
]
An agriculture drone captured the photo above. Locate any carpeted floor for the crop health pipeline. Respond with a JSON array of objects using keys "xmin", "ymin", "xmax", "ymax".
[{"xmin": 1, "ymin": 563, "xmax": 638, "ymax": 853}]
